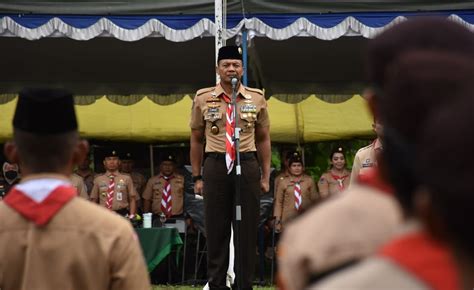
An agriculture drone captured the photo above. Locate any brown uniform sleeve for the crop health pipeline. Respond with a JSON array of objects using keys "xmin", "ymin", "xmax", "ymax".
[
  {"xmin": 256, "ymin": 95, "xmax": 270, "ymax": 128},
  {"xmin": 127, "ymin": 176, "xmax": 137, "ymax": 200},
  {"xmin": 273, "ymin": 180, "xmax": 285, "ymax": 221},
  {"xmin": 110, "ymin": 225, "xmax": 151, "ymax": 290},
  {"xmin": 309, "ymin": 177, "xmax": 318, "ymax": 202},
  {"xmin": 142, "ymin": 178, "xmax": 154, "ymax": 201},
  {"xmin": 189, "ymin": 94, "xmax": 205, "ymax": 130},
  {"xmin": 90, "ymin": 177, "xmax": 100, "ymax": 200},
  {"xmin": 318, "ymin": 173, "xmax": 330, "ymax": 198}
]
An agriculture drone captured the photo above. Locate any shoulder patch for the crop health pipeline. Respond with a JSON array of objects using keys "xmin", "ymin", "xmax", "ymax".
[
  {"xmin": 196, "ymin": 87, "xmax": 215, "ymax": 97},
  {"xmin": 245, "ymin": 87, "xmax": 264, "ymax": 96}
]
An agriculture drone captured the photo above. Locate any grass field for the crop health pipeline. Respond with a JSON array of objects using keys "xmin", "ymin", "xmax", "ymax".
[{"xmin": 152, "ymin": 286, "xmax": 275, "ymax": 290}]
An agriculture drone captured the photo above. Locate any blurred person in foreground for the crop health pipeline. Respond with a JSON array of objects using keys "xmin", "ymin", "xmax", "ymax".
[
  {"xmin": 0, "ymin": 88, "xmax": 150, "ymax": 290},
  {"xmin": 312, "ymin": 23, "xmax": 474, "ymax": 289},
  {"xmin": 415, "ymin": 95, "xmax": 474, "ymax": 290},
  {"xmin": 278, "ymin": 17, "xmax": 474, "ymax": 290}
]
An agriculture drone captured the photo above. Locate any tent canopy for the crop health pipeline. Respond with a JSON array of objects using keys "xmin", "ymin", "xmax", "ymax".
[{"xmin": 0, "ymin": 95, "xmax": 373, "ymax": 143}]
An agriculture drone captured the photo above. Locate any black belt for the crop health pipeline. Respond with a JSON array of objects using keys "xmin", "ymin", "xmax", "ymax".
[{"xmin": 206, "ymin": 152, "xmax": 257, "ymax": 160}]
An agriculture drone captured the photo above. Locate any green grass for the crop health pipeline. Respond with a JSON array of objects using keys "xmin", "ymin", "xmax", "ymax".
[{"xmin": 152, "ymin": 286, "xmax": 275, "ymax": 290}]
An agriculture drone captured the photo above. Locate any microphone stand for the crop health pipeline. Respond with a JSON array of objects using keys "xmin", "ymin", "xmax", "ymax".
[{"xmin": 231, "ymin": 77, "xmax": 243, "ymax": 290}]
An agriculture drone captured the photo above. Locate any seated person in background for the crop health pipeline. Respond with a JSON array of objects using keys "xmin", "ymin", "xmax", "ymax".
[
  {"xmin": 142, "ymin": 154, "xmax": 184, "ymax": 226},
  {"xmin": 90, "ymin": 150, "xmax": 137, "ymax": 218},
  {"xmin": 273, "ymin": 152, "xmax": 318, "ymax": 233},
  {"xmin": 0, "ymin": 162, "xmax": 21, "ymax": 199},
  {"xmin": 121, "ymin": 152, "xmax": 146, "ymax": 213},
  {"xmin": 318, "ymin": 147, "xmax": 351, "ymax": 198},
  {"xmin": 70, "ymin": 173, "xmax": 88, "ymax": 199}
]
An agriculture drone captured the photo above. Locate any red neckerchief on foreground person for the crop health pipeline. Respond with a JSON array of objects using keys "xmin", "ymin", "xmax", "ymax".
[
  {"xmin": 357, "ymin": 167, "xmax": 394, "ymax": 195},
  {"xmin": 379, "ymin": 231, "xmax": 459, "ymax": 290},
  {"xmin": 4, "ymin": 178, "xmax": 76, "ymax": 226}
]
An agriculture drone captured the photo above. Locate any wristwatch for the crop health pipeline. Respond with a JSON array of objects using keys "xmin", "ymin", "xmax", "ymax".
[{"xmin": 192, "ymin": 175, "xmax": 203, "ymax": 182}]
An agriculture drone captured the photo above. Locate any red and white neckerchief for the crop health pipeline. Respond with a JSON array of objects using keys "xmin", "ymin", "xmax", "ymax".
[
  {"xmin": 330, "ymin": 172, "xmax": 349, "ymax": 190},
  {"xmin": 106, "ymin": 174, "xmax": 115, "ymax": 210},
  {"xmin": 291, "ymin": 178, "xmax": 303, "ymax": 211},
  {"xmin": 222, "ymin": 94, "xmax": 235, "ymax": 174},
  {"xmin": 4, "ymin": 178, "xmax": 76, "ymax": 226},
  {"xmin": 161, "ymin": 175, "xmax": 174, "ymax": 217},
  {"xmin": 379, "ymin": 231, "xmax": 459, "ymax": 290}
]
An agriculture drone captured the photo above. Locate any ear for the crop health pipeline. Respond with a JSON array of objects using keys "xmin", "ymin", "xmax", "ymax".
[
  {"xmin": 4, "ymin": 141, "xmax": 20, "ymax": 164},
  {"xmin": 72, "ymin": 139, "xmax": 89, "ymax": 167},
  {"xmin": 414, "ymin": 187, "xmax": 448, "ymax": 242}
]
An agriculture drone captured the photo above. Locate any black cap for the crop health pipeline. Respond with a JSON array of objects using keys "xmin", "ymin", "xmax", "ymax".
[
  {"xmin": 122, "ymin": 152, "xmax": 133, "ymax": 160},
  {"xmin": 288, "ymin": 152, "xmax": 303, "ymax": 166},
  {"xmin": 217, "ymin": 46, "xmax": 242, "ymax": 63},
  {"xmin": 13, "ymin": 88, "xmax": 77, "ymax": 134},
  {"xmin": 104, "ymin": 149, "xmax": 120, "ymax": 159},
  {"xmin": 286, "ymin": 150, "xmax": 300, "ymax": 161},
  {"xmin": 161, "ymin": 154, "xmax": 175, "ymax": 163}
]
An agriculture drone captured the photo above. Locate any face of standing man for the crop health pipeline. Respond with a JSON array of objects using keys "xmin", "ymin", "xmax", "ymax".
[{"xmin": 216, "ymin": 59, "xmax": 244, "ymax": 86}]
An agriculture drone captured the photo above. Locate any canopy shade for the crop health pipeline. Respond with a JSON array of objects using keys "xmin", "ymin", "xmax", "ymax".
[
  {"xmin": 1, "ymin": 11, "xmax": 473, "ymax": 41},
  {"xmin": 0, "ymin": 95, "xmax": 373, "ymax": 143}
]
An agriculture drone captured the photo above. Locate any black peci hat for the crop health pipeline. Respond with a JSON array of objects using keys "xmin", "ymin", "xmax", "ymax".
[
  {"xmin": 13, "ymin": 88, "xmax": 77, "ymax": 134},
  {"xmin": 288, "ymin": 152, "xmax": 303, "ymax": 167},
  {"xmin": 217, "ymin": 46, "xmax": 243, "ymax": 62}
]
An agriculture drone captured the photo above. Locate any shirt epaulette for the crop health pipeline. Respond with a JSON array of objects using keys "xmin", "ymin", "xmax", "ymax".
[
  {"xmin": 245, "ymin": 87, "xmax": 264, "ymax": 96},
  {"xmin": 196, "ymin": 87, "xmax": 215, "ymax": 97},
  {"xmin": 357, "ymin": 142, "xmax": 375, "ymax": 153}
]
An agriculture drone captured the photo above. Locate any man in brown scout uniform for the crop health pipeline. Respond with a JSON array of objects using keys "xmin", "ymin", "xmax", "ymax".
[
  {"xmin": 350, "ymin": 119, "xmax": 383, "ymax": 186},
  {"xmin": 0, "ymin": 88, "xmax": 150, "ymax": 290},
  {"xmin": 142, "ymin": 154, "xmax": 184, "ymax": 225},
  {"xmin": 273, "ymin": 152, "xmax": 318, "ymax": 232},
  {"xmin": 190, "ymin": 45, "xmax": 271, "ymax": 290},
  {"xmin": 74, "ymin": 154, "xmax": 95, "ymax": 195},
  {"xmin": 121, "ymin": 152, "xmax": 146, "ymax": 211},
  {"xmin": 90, "ymin": 150, "xmax": 138, "ymax": 217},
  {"xmin": 70, "ymin": 172, "xmax": 88, "ymax": 199}
]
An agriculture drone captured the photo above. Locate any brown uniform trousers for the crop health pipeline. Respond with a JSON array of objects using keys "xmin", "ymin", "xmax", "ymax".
[
  {"xmin": 203, "ymin": 154, "xmax": 261, "ymax": 289},
  {"xmin": 90, "ymin": 172, "xmax": 137, "ymax": 213},
  {"xmin": 142, "ymin": 174, "xmax": 184, "ymax": 216},
  {"xmin": 0, "ymin": 197, "xmax": 150, "ymax": 290},
  {"xmin": 273, "ymin": 174, "xmax": 318, "ymax": 230}
]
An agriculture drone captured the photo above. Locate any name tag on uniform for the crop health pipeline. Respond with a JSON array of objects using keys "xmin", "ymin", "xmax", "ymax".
[
  {"xmin": 116, "ymin": 192, "xmax": 123, "ymax": 201},
  {"xmin": 204, "ymin": 112, "xmax": 222, "ymax": 122},
  {"xmin": 208, "ymin": 107, "xmax": 220, "ymax": 113},
  {"xmin": 241, "ymin": 104, "xmax": 257, "ymax": 113}
]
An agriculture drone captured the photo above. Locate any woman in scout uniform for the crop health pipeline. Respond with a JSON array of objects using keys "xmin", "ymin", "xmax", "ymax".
[
  {"xmin": 90, "ymin": 149, "xmax": 137, "ymax": 217},
  {"xmin": 273, "ymin": 152, "xmax": 318, "ymax": 232},
  {"xmin": 318, "ymin": 147, "xmax": 351, "ymax": 198}
]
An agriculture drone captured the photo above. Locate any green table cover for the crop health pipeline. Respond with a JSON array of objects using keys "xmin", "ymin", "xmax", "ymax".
[{"xmin": 136, "ymin": 227, "xmax": 183, "ymax": 272}]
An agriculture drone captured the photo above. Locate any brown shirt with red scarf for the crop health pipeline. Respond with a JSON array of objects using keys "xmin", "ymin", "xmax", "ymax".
[
  {"xmin": 318, "ymin": 169, "xmax": 351, "ymax": 198},
  {"xmin": 189, "ymin": 83, "xmax": 270, "ymax": 153},
  {"xmin": 142, "ymin": 173, "xmax": 184, "ymax": 216},
  {"xmin": 90, "ymin": 172, "xmax": 137, "ymax": 211},
  {"xmin": 274, "ymin": 174, "xmax": 318, "ymax": 229}
]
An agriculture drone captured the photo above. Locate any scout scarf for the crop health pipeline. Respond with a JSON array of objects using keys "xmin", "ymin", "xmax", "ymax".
[
  {"xmin": 290, "ymin": 177, "xmax": 303, "ymax": 211},
  {"xmin": 330, "ymin": 172, "xmax": 349, "ymax": 190},
  {"xmin": 379, "ymin": 231, "xmax": 459, "ymax": 290},
  {"xmin": 106, "ymin": 174, "xmax": 115, "ymax": 209},
  {"xmin": 161, "ymin": 175, "xmax": 174, "ymax": 217},
  {"xmin": 4, "ymin": 178, "xmax": 76, "ymax": 226}
]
